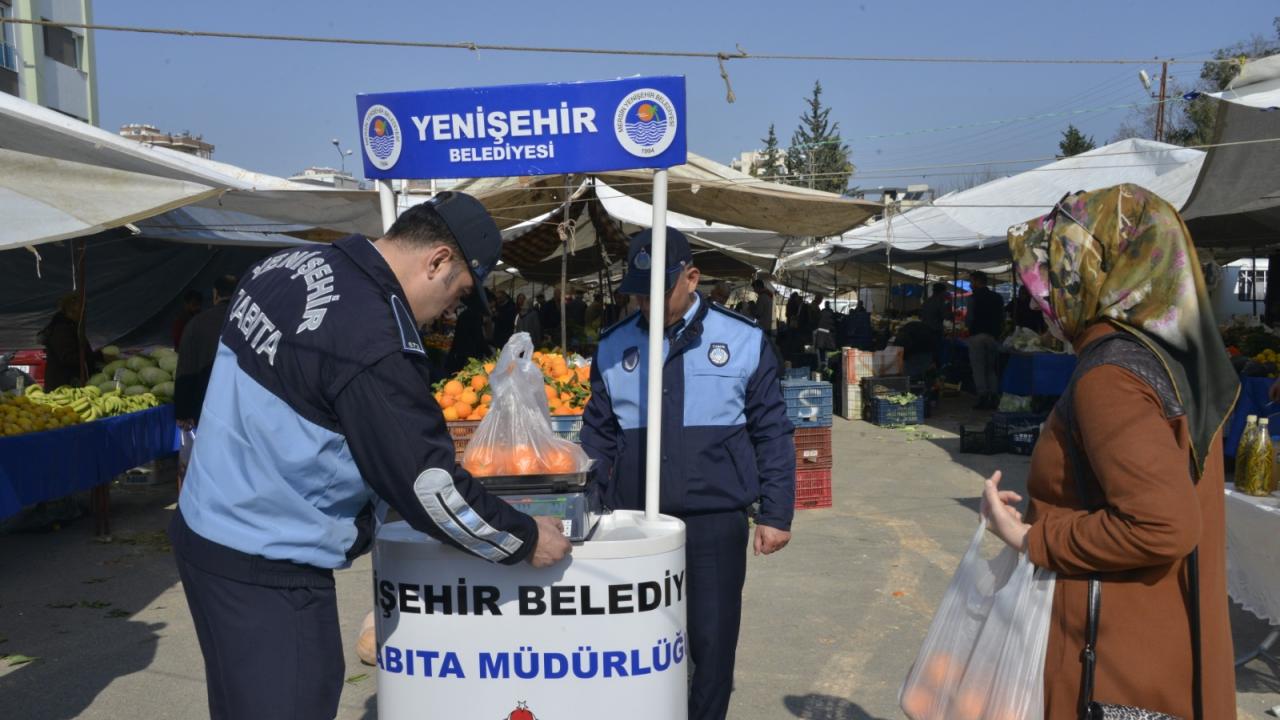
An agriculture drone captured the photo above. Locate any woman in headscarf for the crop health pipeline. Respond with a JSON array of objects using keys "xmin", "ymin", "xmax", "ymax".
[{"xmin": 980, "ymin": 184, "xmax": 1238, "ymax": 719}]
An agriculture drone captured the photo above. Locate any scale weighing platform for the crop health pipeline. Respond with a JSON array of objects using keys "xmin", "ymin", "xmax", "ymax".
[{"xmin": 479, "ymin": 462, "xmax": 602, "ymax": 542}]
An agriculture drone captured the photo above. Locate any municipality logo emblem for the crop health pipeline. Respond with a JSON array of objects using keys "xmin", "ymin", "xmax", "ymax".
[
  {"xmin": 614, "ymin": 88, "xmax": 678, "ymax": 158},
  {"xmin": 623, "ymin": 346, "xmax": 640, "ymax": 372},
  {"xmin": 363, "ymin": 104, "xmax": 402, "ymax": 171},
  {"xmin": 708, "ymin": 342, "xmax": 730, "ymax": 367}
]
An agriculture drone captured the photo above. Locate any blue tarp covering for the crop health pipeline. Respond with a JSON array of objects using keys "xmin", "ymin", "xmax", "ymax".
[
  {"xmin": 0, "ymin": 405, "xmax": 179, "ymax": 520},
  {"xmin": 1000, "ymin": 351, "xmax": 1077, "ymax": 397}
]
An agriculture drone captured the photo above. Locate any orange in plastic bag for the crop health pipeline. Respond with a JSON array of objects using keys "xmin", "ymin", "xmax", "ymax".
[{"xmin": 461, "ymin": 332, "xmax": 589, "ymax": 477}]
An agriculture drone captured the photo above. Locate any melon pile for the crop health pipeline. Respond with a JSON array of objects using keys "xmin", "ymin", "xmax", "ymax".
[{"xmin": 87, "ymin": 345, "xmax": 177, "ymax": 403}]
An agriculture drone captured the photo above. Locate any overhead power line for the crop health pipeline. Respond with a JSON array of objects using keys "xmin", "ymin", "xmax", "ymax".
[{"xmin": 0, "ymin": 18, "xmax": 1238, "ymax": 66}]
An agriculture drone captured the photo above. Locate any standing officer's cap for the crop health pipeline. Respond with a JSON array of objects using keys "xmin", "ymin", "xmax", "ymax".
[{"xmin": 618, "ymin": 228, "xmax": 693, "ymax": 295}]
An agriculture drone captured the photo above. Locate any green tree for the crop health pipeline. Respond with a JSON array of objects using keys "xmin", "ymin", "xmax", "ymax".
[
  {"xmin": 751, "ymin": 123, "xmax": 787, "ymax": 179},
  {"xmin": 785, "ymin": 81, "xmax": 854, "ymax": 194},
  {"xmin": 1058, "ymin": 124, "xmax": 1097, "ymax": 157}
]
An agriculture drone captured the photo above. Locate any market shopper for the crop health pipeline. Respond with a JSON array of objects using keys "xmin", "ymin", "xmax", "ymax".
[
  {"xmin": 581, "ymin": 228, "xmax": 796, "ymax": 720},
  {"xmin": 966, "ymin": 270, "xmax": 1005, "ymax": 409},
  {"xmin": 171, "ymin": 192, "xmax": 571, "ymax": 720},
  {"xmin": 172, "ymin": 289, "xmax": 203, "ymax": 349},
  {"xmin": 751, "ymin": 277, "xmax": 776, "ymax": 338},
  {"xmin": 515, "ymin": 292, "xmax": 543, "ymax": 345},
  {"xmin": 174, "ymin": 275, "xmax": 238, "ymax": 427},
  {"xmin": 39, "ymin": 293, "xmax": 94, "ymax": 389},
  {"xmin": 445, "ymin": 296, "xmax": 490, "ymax": 375},
  {"xmin": 983, "ymin": 185, "xmax": 1238, "ymax": 719}
]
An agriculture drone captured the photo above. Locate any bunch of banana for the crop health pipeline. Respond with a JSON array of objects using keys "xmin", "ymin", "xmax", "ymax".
[{"xmin": 26, "ymin": 384, "xmax": 161, "ymax": 422}]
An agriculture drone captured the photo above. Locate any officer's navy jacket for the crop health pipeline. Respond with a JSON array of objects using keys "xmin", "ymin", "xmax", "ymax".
[
  {"xmin": 581, "ymin": 294, "xmax": 797, "ymax": 530},
  {"xmin": 179, "ymin": 236, "xmax": 537, "ymax": 569}
]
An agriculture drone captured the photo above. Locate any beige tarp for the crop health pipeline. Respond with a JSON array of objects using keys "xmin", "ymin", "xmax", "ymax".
[{"xmin": 452, "ymin": 152, "xmax": 880, "ymax": 237}]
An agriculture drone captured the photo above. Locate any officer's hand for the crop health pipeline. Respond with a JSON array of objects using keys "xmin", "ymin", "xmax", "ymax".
[
  {"xmin": 1270, "ymin": 378, "xmax": 1280, "ymax": 404},
  {"xmin": 753, "ymin": 524, "xmax": 791, "ymax": 556},
  {"xmin": 527, "ymin": 515, "xmax": 572, "ymax": 568}
]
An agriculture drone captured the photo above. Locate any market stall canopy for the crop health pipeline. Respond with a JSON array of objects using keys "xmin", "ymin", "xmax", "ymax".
[
  {"xmin": 496, "ymin": 184, "xmax": 763, "ymax": 286},
  {"xmin": 0, "ymin": 92, "xmax": 382, "ymax": 236},
  {"xmin": 0, "ymin": 148, "xmax": 220, "ymax": 251},
  {"xmin": 788, "ymin": 138, "xmax": 1205, "ymax": 267},
  {"xmin": 452, "ymin": 152, "xmax": 881, "ymax": 236},
  {"xmin": 776, "ymin": 258, "xmax": 930, "ymax": 296},
  {"xmin": 1182, "ymin": 53, "xmax": 1280, "ymax": 249},
  {"xmin": 134, "ymin": 206, "xmax": 317, "ymax": 248},
  {"xmin": 0, "ymin": 235, "xmax": 288, "ymax": 350}
]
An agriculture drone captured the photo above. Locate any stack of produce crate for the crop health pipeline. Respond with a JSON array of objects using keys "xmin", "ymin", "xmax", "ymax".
[
  {"xmin": 837, "ymin": 348, "xmax": 874, "ymax": 419},
  {"xmin": 794, "ymin": 425, "xmax": 833, "ymax": 509},
  {"xmin": 781, "ymin": 378, "xmax": 833, "ymax": 429}
]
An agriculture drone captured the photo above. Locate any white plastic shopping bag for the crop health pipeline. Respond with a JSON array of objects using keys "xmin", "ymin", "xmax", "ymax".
[
  {"xmin": 900, "ymin": 518, "xmax": 1056, "ymax": 720},
  {"xmin": 461, "ymin": 332, "xmax": 589, "ymax": 477}
]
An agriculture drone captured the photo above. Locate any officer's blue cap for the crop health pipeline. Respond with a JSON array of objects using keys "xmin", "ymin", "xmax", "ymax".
[
  {"xmin": 618, "ymin": 229, "xmax": 693, "ymax": 295},
  {"xmin": 427, "ymin": 191, "xmax": 501, "ymax": 310}
]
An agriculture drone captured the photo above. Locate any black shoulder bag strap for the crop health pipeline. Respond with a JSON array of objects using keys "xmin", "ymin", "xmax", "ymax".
[{"xmin": 1057, "ymin": 333, "xmax": 1203, "ymax": 720}]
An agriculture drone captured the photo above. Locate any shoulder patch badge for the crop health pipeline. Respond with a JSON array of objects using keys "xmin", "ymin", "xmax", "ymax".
[
  {"xmin": 708, "ymin": 342, "xmax": 730, "ymax": 367},
  {"xmin": 622, "ymin": 346, "xmax": 640, "ymax": 372},
  {"xmin": 390, "ymin": 295, "xmax": 426, "ymax": 356}
]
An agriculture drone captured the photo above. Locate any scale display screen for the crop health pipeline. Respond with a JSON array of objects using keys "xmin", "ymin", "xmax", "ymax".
[{"xmin": 499, "ymin": 492, "xmax": 596, "ymax": 542}]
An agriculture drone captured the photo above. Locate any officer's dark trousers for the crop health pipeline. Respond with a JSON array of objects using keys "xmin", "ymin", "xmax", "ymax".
[
  {"xmin": 683, "ymin": 509, "xmax": 750, "ymax": 720},
  {"xmin": 170, "ymin": 511, "xmax": 345, "ymax": 720}
]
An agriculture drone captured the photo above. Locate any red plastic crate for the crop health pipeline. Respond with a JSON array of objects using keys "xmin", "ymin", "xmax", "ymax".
[
  {"xmin": 794, "ymin": 426, "xmax": 832, "ymax": 469},
  {"xmin": 9, "ymin": 348, "xmax": 46, "ymax": 386},
  {"xmin": 795, "ymin": 468, "xmax": 833, "ymax": 509}
]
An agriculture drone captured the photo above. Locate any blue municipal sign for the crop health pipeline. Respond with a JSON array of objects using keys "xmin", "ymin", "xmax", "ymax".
[{"xmin": 356, "ymin": 76, "xmax": 687, "ymax": 180}]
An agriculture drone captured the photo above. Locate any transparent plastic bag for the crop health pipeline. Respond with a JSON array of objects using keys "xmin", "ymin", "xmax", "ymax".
[
  {"xmin": 900, "ymin": 518, "xmax": 1056, "ymax": 720},
  {"xmin": 461, "ymin": 332, "xmax": 589, "ymax": 477}
]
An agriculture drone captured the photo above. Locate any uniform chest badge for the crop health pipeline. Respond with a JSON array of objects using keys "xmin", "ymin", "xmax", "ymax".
[
  {"xmin": 623, "ymin": 346, "xmax": 640, "ymax": 372},
  {"xmin": 708, "ymin": 342, "xmax": 730, "ymax": 367}
]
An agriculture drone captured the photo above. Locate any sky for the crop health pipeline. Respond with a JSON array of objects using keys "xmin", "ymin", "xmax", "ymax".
[{"xmin": 94, "ymin": 1, "xmax": 1279, "ymax": 192}]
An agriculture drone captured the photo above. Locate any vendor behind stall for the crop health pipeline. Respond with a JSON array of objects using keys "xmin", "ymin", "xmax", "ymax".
[{"xmin": 39, "ymin": 293, "xmax": 94, "ymax": 389}]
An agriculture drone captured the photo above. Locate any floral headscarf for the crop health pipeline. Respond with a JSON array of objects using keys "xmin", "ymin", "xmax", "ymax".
[{"xmin": 1008, "ymin": 183, "xmax": 1239, "ymax": 478}]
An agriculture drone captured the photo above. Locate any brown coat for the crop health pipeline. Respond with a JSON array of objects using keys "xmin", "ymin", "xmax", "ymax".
[{"xmin": 1025, "ymin": 324, "xmax": 1235, "ymax": 719}]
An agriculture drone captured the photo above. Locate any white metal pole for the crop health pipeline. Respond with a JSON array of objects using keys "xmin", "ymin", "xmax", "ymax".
[
  {"xmin": 644, "ymin": 169, "xmax": 669, "ymax": 522},
  {"xmin": 377, "ymin": 180, "xmax": 397, "ymax": 234}
]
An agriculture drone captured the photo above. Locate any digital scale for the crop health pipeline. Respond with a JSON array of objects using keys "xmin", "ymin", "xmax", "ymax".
[{"xmin": 479, "ymin": 462, "xmax": 603, "ymax": 543}]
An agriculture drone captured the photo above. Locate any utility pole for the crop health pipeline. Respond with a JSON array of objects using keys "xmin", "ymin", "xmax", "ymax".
[{"xmin": 1154, "ymin": 61, "xmax": 1169, "ymax": 143}]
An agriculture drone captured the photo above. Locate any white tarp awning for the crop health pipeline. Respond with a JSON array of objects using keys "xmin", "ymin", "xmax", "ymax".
[
  {"xmin": 0, "ymin": 92, "xmax": 383, "ymax": 237},
  {"xmin": 1209, "ymin": 53, "xmax": 1280, "ymax": 109},
  {"xmin": 0, "ymin": 148, "xmax": 220, "ymax": 251},
  {"xmin": 795, "ymin": 138, "xmax": 1204, "ymax": 264}
]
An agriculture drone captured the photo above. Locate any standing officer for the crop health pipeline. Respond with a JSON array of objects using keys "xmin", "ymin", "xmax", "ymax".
[
  {"xmin": 170, "ymin": 192, "xmax": 571, "ymax": 720},
  {"xmin": 581, "ymin": 229, "xmax": 796, "ymax": 720}
]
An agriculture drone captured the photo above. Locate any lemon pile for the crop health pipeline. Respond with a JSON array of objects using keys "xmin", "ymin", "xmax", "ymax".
[
  {"xmin": 0, "ymin": 394, "xmax": 82, "ymax": 436},
  {"xmin": 1252, "ymin": 348, "xmax": 1280, "ymax": 379}
]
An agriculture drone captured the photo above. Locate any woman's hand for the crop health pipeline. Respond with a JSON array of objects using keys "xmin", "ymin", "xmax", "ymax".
[{"xmin": 979, "ymin": 470, "xmax": 1031, "ymax": 552}]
